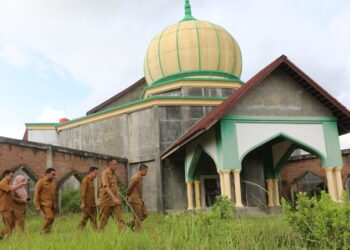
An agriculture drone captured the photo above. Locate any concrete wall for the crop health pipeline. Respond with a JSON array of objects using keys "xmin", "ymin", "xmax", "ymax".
[
  {"xmin": 228, "ymin": 69, "xmax": 333, "ymax": 117},
  {"xmin": 58, "ymin": 115, "xmax": 128, "ymax": 158},
  {"xmin": 241, "ymin": 148, "xmax": 267, "ymax": 207},
  {"xmin": 159, "ymin": 106, "xmax": 215, "ymax": 152},
  {"xmin": 28, "ymin": 130, "xmax": 58, "ymax": 145}
]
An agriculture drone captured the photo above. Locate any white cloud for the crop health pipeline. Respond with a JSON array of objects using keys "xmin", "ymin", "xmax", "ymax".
[{"xmin": 38, "ymin": 107, "xmax": 66, "ymax": 123}]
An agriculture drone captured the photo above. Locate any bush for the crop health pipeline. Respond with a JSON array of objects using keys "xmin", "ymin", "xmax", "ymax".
[
  {"xmin": 61, "ymin": 189, "xmax": 81, "ymax": 213},
  {"xmin": 211, "ymin": 195, "xmax": 234, "ymax": 219},
  {"xmin": 282, "ymin": 191, "xmax": 350, "ymax": 249}
]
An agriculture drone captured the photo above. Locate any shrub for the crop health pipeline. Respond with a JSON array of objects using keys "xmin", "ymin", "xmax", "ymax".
[
  {"xmin": 61, "ymin": 189, "xmax": 81, "ymax": 213},
  {"xmin": 211, "ymin": 195, "xmax": 234, "ymax": 219},
  {"xmin": 282, "ymin": 191, "xmax": 350, "ymax": 249}
]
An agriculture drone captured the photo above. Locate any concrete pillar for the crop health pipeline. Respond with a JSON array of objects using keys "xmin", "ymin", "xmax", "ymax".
[
  {"xmin": 334, "ymin": 168, "xmax": 343, "ymax": 201},
  {"xmin": 233, "ymin": 170, "xmax": 243, "ymax": 208},
  {"xmin": 219, "ymin": 171, "xmax": 225, "ymax": 196},
  {"xmin": 325, "ymin": 168, "xmax": 337, "ymax": 201},
  {"xmin": 266, "ymin": 179, "xmax": 274, "ymax": 207},
  {"xmin": 194, "ymin": 181, "xmax": 201, "ymax": 209},
  {"xmin": 46, "ymin": 145, "xmax": 53, "ymax": 169},
  {"xmin": 273, "ymin": 179, "xmax": 280, "ymax": 206},
  {"xmin": 222, "ymin": 170, "xmax": 232, "ymax": 199},
  {"xmin": 186, "ymin": 182, "xmax": 194, "ymax": 210}
]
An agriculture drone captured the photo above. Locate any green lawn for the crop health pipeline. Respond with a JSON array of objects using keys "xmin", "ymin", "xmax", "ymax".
[{"xmin": 0, "ymin": 212, "xmax": 303, "ymax": 250}]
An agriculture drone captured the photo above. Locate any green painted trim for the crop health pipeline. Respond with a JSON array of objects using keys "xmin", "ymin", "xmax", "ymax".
[
  {"xmin": 150, "ymin": 70, "xmax": 241, "ymax": 85},
  {"xmin": 176, "ymin": 22, "xmax": 182, "ymax": 72},
  {"xmin": 274, "ymin": 145, "xmax": 297, "ymax": 177},
  {"xmin": 158, "ymin": 29, "xmax": 166, "ymax": 77},
  {"xmin": 147, "ymin": 76, "xmax": 243, "ymax": 90},
  {"xmin": 146, "ymin": 43, "xmax": 154, "ymax": 83},
  {"xmin": 222, "ymin": 115, "xmax": 337, "ymax": 123},
  {"xmin": 220, "ymin": 120, "xmax": 240, "ymax": 170},
  {"xmin": 25, "ymin": 123, "xmax": 59, "ymax": 126},
  {"xmin": 194, "ymin": 20, "xmax": 201, "ymax": 70},
  {"xmin": 187, "ymin": 145, "xmax": 203, "ymax": 181},
  {"xmin": 238, "ymin": 132, "xmax": 327, "ymax": 165},
  {"xmin": 211, "ymin": 23, "xmax": 221, "ymax": 71},
  {"xmin": 215, "ymin": 124, "xmax": 223, "ymax": 171},
  {"xmin": 322, "ymin": 122, "xmax": 343, "ymax": 167},
  {"xmin": 262, "ymin": 145, "xmax": 274, "ymax": 179},
  {"xmin": 229, "ymin": 33, "xmax": 243, "ymax": 77},
  {"xmin": 54, "ymin": 95, "xmax": 225, "ymax": 128}
]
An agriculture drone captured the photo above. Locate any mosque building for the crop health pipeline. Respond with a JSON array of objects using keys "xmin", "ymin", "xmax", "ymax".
[{"xmin": 25, "ymin": 1, "xmax": 350, "ymax": 213}]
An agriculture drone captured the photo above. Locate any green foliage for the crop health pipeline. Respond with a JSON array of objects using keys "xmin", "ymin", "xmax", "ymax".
[
  {"xmin": 282, "ymin": 191, "xmax": 350, "ymax": 249},
  {"xmin": 211, "ymin": 195, "xmax": 234, "ymax": 219},
  {"xmin": 61, "ymin": 189, "xmax": 81, "ymax": 214}
]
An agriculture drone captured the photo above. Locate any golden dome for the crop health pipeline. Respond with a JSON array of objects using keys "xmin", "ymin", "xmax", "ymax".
[{"xmin": 144, "ymin": 2, "xmax": 242, "ymax": 86}]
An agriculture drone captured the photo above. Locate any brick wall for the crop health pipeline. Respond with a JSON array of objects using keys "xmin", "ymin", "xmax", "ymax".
[{"xmin": 281, "ymin": 149, "xmax": 350, "ymax": 199}]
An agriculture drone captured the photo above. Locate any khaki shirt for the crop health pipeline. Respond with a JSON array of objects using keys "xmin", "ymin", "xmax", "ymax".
[
  {"xmin": 98, "ymin": 168, "xmax": 119, "ymax": 206},
  {"xmin": 126, "ymin": 172, "xmax": 143, "ymax": 205},
  {"xmin": 34, "ymin": 176, "xmax": 56, "ymax": 208},
  {"xmin": 81, "ymin": 176, "xmax": 96, "ymax": 207},
  {"xmin": 0, "ymin": 179, "xmax": 14, "ymax": 212}
]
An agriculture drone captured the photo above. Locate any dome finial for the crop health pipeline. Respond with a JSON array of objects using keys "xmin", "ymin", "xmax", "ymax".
[{"xmin": 182, "ymin": 0, "xmax": 195, "ymax": 21}]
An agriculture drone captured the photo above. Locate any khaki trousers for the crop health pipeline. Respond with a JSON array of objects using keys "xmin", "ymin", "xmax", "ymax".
[
  {"xmin": 129, "ymin": 202, "xmax": 148, "ymax": 230},
  {"xmin": 41, "ymin": 206, "xmax": 55, "ymax": 234},
  {"xmin": 78, "ymin": 207, "xmax": 97, "ymax": 230},
  {"xmin": 98, "ymin": 205, "xmax": 125, "ymax": 230},
  {"xmin": 14, "ymin": 207, "xmax": 26, "ymax": 232},
  {"xmin": 0, "ymin": 210, "xmax": 15, "ymax": 238}
]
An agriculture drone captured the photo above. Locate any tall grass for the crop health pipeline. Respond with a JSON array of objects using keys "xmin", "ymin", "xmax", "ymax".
[{"xmin": 0, "ymin": 212, "xmax": 303, "ymax": 250}]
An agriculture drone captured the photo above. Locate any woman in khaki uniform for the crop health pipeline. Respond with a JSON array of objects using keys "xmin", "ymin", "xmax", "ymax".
[
  {"xmin": 12, "ymin": 175, "xmax": 30, "ymax": 232},
  {"xmin": 97, "ymin": 159, "xmax": 125, "ymax": 230},
  {"xmin": 126, "ymin": 164, "xmax": 148, "ymax": 231},
  {"xmin": 0, "ymin": 170, "xmax": 27, "ymax": 239},
  {"xmin": 34, "ymin": 168, "xmax": 56, "ymax": 234},
  {"xmin": 78, "ymin": 167, "xmax": 98, "ymax": 230}
]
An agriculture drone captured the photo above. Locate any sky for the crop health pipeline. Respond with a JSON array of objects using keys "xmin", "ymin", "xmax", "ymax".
[{"xmin": 0, "ymin": 0, "xmax": 349, "ymax": 147}]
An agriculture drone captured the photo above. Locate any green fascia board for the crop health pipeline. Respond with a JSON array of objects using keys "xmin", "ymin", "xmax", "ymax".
[
  {"xmin": 25, "ymin": 123, "xmax": 59, "ymax": 126},
  {"xmin": 140, "ymin": 77, "xmax": 243, "ymax": 99},
  {"xmin": 150, "ymin": 70, "xmax": 242, "ymax": 86},
  {"xmin": 322, "ymin": 121, "xmax": 343, "ymax": 167},
  {"xmin": 54, "ymin": 96, "xmax": 225, "ymax": 128},
  {"xmin": 222, "ymin": 115, "xmax": 337, "ymax": 123}
]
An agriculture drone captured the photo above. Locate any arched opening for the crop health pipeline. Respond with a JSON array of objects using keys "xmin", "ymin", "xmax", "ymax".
[
  {"xmin": 57, "ymin": 172, "xmax": 83, "ymax": 213},
  {"xmin": 190, "ymin": 149, "xmax": 220, "ymax": 209},
  {"xmin": 12, "ymin": 165, "xmax": 39, "ymax": 201},
  {"xmin": 289, "ymin": 171, "xmax": 326, "ymax": 204},
  {"xmin": 240, "ymin": 134, "xmax": 325, "ymax": 209}
]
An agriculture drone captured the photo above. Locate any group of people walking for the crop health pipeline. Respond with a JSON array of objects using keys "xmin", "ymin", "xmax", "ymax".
[{"xmin": 0, "ymin": 159, "xmax": 148, "ymax": 239}]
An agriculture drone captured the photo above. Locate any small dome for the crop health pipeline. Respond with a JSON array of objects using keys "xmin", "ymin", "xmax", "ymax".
[{"xmin": 144, "ymin": 3, "xmax": 242, "ymax": 86}]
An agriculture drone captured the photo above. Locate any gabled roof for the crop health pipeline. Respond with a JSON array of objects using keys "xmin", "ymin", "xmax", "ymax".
[
  {"xmin": 86, "ymin": 77, "xmax": 146, "ymax": 115},
  {"xmin": 161, "ymin": 55, "xmax": 350, "ymax": 159}
]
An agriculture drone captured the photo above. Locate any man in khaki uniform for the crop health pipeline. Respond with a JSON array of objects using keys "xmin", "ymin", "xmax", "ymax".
[
  {"xmin": 78, "ymin": 166, "xmax": 98, "ymax": 230},
  {"xmin": 98, "ymin": 159, "xmax": 125, "ymax": 230},
  {"xmin": 0, "ymin": 170, "xmax": 27, "ymax": 239},
  {"xmin": 34, "ymin": 168, "xmax": 57, "ymax": 234},
  {"xmin": 126, "ymin": 164, "xmax": 148, "ymax": 231}
]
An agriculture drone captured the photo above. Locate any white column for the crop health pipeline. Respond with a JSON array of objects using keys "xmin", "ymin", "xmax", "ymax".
[
  {"xmin": 325, "ymin": 168, "xmax": 337, "ymax": 201},
  {"xmin": 186, "ymin": 181, "xmax": 194, "ymax": 210},
  {"xmin": 194, "ymin": 181, "xmax": 201, "ymax": 209},
  {"xmin": 233, "ymin": 170, "xmax": 243, "ymax": 208}
]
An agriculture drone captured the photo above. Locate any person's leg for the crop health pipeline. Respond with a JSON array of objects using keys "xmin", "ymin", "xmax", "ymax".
[
  {"xmin": 41, "ymin": 206, "xmax": 55, "ymax": 234},
  {"xmin": 113, "ymin": 206, "xmax": 125, "ymax": 230},
  {"xmin": 98, "ymin": 206, "xmax": 111, "ymax": 231},
  {"xmin": 0, "ymin": 211, "xmax": 14, "ymax": 238},
  {"xmin": 78, "ymin": 207, "xmax": 90, "ymax": 230}
]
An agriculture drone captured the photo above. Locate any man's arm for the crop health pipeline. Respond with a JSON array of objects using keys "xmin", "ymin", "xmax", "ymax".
[
  {"xmin": 101, "ymin": 171, "xmax": 120, "ymax": 205},
  {"xmin": 126, "ymin": 176, "xmax": 138, "ymax": 196},
  {"xmin": 34, "ymin": 180, "xmax": 42, "ymax": 210},
  {"xmin": 10, "ymin": 180, "xmax": 27, "ymax": 191},
  {"xmin": 80, "ymin": 178, "xmax": 87, "ymax": 208}
]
